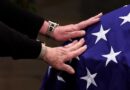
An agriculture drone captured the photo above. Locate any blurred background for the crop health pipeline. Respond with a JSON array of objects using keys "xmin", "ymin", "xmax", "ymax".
[{"xmin": 0, "ymin": 0, "xmax": 129, "ymax": 90}]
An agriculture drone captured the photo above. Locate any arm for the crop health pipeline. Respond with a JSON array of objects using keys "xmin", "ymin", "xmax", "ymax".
[
  {"xmin": 0, "ymin": 0, "xmax": 44, "ymax": 39},
  {"xmin": 0, "ymin": 21, "xmax": 41, "ymax": 59},
  {"xmin": 0, "ymin": 21, "xmax": 87, "ymax": 74}
]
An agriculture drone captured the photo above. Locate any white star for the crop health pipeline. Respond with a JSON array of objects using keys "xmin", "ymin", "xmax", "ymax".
[
  {"xmin": 119, "ymin": 12, "xmax": 130, "ymax": 25},
  {"xmin": 80, "ymin": 68, "xmax": 97, "ymax": 89},
  {"xmin": 123, "ymin": 5, "xmax": 128, "ymax": 7},
  {"xmin": 57, "ymin": 75, "xmax": 65, "ymax": 82},
  {"xmin": 69, "ymin": 56, "xmax": 80, "ymax": 63},
  {"xmin": 48, "ymin": 66, "xmax": 52, "ymax": 76},
  {"xmin": 102, "ymin": 47, "xmax": 121, "ymax": 66},
  {"xmin": 76, "ymin": 56, "xmax": 80, "ymax": 61},
  {"xmin": 92, "ymin": 25, "xmax": 110, "ymax": 44}
]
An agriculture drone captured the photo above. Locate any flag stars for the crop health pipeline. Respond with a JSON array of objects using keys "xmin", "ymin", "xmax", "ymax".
[
  {"xmin": 102, "ymin": 47, "xmax": 121, "ymax": 66},
  {"xmin": 92, "ymin": 25, "xmax": 110, "ymax": 44},
  {"xmin": 57, "ymin": 75, "xmax": 65, "ymax": 83},
  {"xmin": 48, "ymin": 66, "xmax": 52, "ymax": 76},
  {"xmin": 80, "ymin": 68, "xmax": 97, "ymax": 89},
  {"xmin": 123, "ymin": 5, "xmax": 128, "ymax": 7},
  {"xmin": 119, "ymin": 12, "xmax": 130, "ymax": 25}
]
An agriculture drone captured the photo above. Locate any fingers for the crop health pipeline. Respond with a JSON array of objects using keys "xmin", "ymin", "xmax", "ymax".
[
  {"xmin": 44, "ymin": 38, "xmax": 87, "ymax": 74},
  {"xmin": 63, "ymin": 30, "xmax": 86, "ymax": 41},
  {"xmin": 69, "ymin": 45, "xmax": 87, "ymax": 59},
  {"xmin": 68, "ymin": 38, "xmax": 85, "ymax": 51},
  {"xmin": 64, "ymin": 40, "xmax": 78, "ymax": 48},
  {"xmin": 68, "ymin": 31, "xmax": 86, "ymax": 39},
  {"xmin": 93, "ymin": 12, "xmax": 103, "ymax": 18},
  {"xmin": 63, "ymin": 38, "xmax": 87, "ymax": 63},
  {"xmin": 61, "ymin": 64, "xmax": 75, "ymax": 74},
  {"xmin": 43, "ymin": 41, "xmax": 87, "ymax": 74},
  {"xmin": 62, "ymin": 13, "xmax": 102, "ymax": 40},
  {"xmin": 76, "ymin": 13, "xmax": 103, "ymax": 29}
]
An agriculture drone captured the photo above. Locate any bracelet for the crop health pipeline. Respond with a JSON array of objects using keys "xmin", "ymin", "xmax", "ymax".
[
  {"xmin": 46, "ymin": 21, "xmax": 59, "ymax": 37},
  {"xmin": 39, "ymin": 43, "xmax": 47, "ymax": 59}
]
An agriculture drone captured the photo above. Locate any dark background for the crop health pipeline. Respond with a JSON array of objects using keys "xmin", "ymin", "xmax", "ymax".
[
  {"xmin": 0, "ymin": 0, "xmax": 129, "ymax": 90},
  {"xmin": 81, "ymin": 0, "xmax": 130, "ymax": 19}
]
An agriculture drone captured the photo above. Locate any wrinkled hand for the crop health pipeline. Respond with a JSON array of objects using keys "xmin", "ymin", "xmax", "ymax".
[
  {"xmin": 42, "ymin": 38, "xmax": 86, "ymax": 74},
  {"xmin": 51, "ymin": 13, "xmax": 102, "ymax": 41}
]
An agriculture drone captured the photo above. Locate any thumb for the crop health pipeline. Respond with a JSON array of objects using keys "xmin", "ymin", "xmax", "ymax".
[{"xmin": 61, "ymin": 64, "xmax": 75, "ymax": 74}]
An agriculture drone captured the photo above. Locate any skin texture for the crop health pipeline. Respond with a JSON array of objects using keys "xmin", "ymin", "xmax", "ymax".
[{"xmin": 40, "ymin": 13, "xmax": 103, "ymax": 74}]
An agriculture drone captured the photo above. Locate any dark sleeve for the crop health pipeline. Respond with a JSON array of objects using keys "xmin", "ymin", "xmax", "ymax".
[
  {"xmin": 0, "ymin": 0, "xmax": 44, "ymax": 39},
  {"xmin": 0, "ymin": 21, "xmax": 42, "ymax": 59}
]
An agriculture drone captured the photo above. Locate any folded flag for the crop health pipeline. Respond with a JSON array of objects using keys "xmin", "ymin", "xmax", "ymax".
[{"xmin": 40, "ymin": 5, "xmax": 130, "ymax": 90}]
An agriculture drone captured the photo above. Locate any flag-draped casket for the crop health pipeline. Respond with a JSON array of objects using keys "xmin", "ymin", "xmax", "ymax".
[{"xmin": 40, "ymin": 5, "xmax": 130, "ymax": 90}]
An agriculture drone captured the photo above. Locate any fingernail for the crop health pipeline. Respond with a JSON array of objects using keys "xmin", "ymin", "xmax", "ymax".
[
  {"xmin": 95, "ymin": 18, "xmax": 100, "ymax": 21},
  {"xmin": 80, "ymin": 38, "xmax": 85, "ymax": 42},
  {"xmin": 81, "ymin": 31, "xmax": 86, "ymax": 35},
  {"xmin": 98, "ymin": 12, "xmax": 103, "ymax": 16},
  {"xmin": 70, "ymin": 69, "xmax": 75, "ymax": 74},
  {"xmin": 84, "ymin": 45, "xmax": 87, "ymax": 49}
]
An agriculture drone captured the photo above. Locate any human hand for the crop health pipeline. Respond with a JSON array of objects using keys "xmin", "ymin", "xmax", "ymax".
[
  {"xmin": 51, "ymin": 13, "xmax": 102, "ymax": 41},
  {"xmin": 42, "ymin": 38, "xmax": 87, "ymax": 74}
]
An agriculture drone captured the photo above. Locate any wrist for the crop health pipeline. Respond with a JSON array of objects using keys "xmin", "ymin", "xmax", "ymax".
[
  {"xmin": 39, "ymin": 21, "xmax": 49, "ymax": 35},
  {"xmin": 39, "ymin": 20, "xmax": 59, "ymax": 40},
  {"xmin": 39, "ymin": 43, "xmax": 47, "ymax": 59}
]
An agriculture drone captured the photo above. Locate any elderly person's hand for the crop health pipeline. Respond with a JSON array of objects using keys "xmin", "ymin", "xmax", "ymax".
[
  {"xmin": 40, "ymin": 13, "xmax": 102, "ymax": 41},
  {"xmin": 52, "ymin": 13, "xmax": 102, "ymax": 41},
  {"xmin": 41, "ymin": 38, "xmax": 86, "ymax": 74}
]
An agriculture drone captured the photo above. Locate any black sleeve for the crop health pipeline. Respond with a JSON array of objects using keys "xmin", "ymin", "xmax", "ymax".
[
  {"xmin": 0, "ymin": 0, "xmax": 44, "ymax": 39},
  {"xmin": 0, "ymin": 21, "xmax": 42, "ymax": 59}
]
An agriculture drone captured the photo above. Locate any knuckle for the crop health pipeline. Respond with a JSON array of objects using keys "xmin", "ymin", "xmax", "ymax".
[
  {"xmin": 63, "ymin": 52, "xmax": 70, "ymax": 60},
  {"xmin": 70, "ymin": 24, "xmax": 75, "ymax": 26},
  {"xmin": 70, "ymin": 24, "xmax": 78, "ymax": 30},
  {"xmin": 77, "ymin": 41, "xmax": 83, "ymax": 46},
  {"xmin": 68, "ymin": 52, "xmax": 75, "ymax": 59},
  {"xmin": 65, "ymin": 53, "xmax": 70, "ymax": 60},
  {"xmin": 74, "ymin": 31, "xmax": 80, "ymax": 35},
  {"xmin": 73, "ymin": 26, "xmax": 78, "ymax": 30}
]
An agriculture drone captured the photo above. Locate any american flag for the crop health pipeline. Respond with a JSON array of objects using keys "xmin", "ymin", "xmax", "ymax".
[{"xmin": 40, "ymin": 5, "xmax": 130, "ymax": 90}]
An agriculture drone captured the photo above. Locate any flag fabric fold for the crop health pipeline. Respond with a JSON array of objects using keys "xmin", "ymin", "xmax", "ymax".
[{"xmin": 40, "ymin": 5, "xmax": 130, "ymax": 90}]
